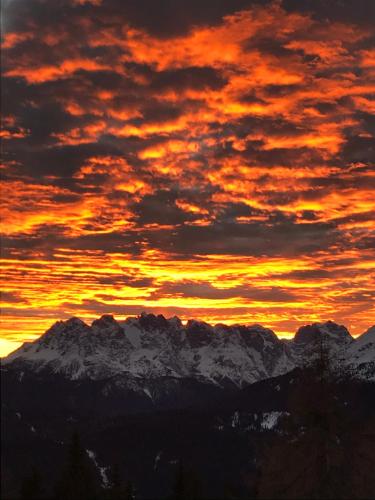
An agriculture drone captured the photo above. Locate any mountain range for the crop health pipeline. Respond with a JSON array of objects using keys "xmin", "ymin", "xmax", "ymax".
[
  {"xmin": 2, "ymin": 314, "xmax": 375, "ymax": 498},
  {"xmin": 2, "ymin": 314, "xmax": 374, "ymax": 390}
]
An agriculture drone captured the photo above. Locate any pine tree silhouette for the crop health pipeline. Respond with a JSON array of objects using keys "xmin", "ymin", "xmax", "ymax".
[
  {"xmin": 124, "ymin": 479, "xmax": 135, "ymax": 500},
  {"xmin": 55, "ymin": 431, "xmax": 99, "ymax": 500},
  {"xmin": 172, "ymin": 460, "xmax": 202, "ymax": 500},
  {"xmin": 256, "ymin": 339, "xmax": 375, "ymax": 499},
  {"xmin": 106, "ymin": 464, "xmax": 135, "ymax": 500},
  {"xmin": 173, "ymin": 460, "xmax": 185, "ymax": 500},
  {"xmin": 20, "ymin": 466, "xmax": 42, "ymax": 499},
  {"xmin": 107, "ymin": 464, "xmax": 122, "ymax": 500}
]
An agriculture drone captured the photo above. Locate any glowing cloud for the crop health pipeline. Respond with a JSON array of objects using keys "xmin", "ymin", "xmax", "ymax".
[{"xmin": 1, "ymin": 0, "xmax": 374, "ymax": 355}]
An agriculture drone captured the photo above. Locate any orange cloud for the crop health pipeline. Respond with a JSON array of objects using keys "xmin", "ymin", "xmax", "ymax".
[
  {"xmin": 5, "ymin": 58, "xmax": 110, "ymax": 83},
  {"xmin": 1, "ymin": 0, "xmax": 374, "ymax": 355}
]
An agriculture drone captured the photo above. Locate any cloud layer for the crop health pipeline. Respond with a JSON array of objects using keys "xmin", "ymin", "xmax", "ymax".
[{"xmin": 1, "ymin": 0, "xmax": 374, "ymax": 353}]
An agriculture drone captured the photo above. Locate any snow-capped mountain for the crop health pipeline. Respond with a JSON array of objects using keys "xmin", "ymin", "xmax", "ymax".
[
  {"xmin": 293, "ymin": 320, "xmax": 353, "ymax": 351},
  {"xmin": 3, "ymin": 314, "xmax": 374, "ymax": 386},
  {"xmin": 2, "ymin": 317, "xmax": 374, "ymax": 499},
  {"xmin": 3, "ymin": 314, "xmax": 293, "ymax": 386},
  {"xmin": 346, "ymin": 325, "xmax": 375, "ymax": 380},
  {"xmin": 290, "ymin": 320, "xmax": 354, "ymax": 365}
]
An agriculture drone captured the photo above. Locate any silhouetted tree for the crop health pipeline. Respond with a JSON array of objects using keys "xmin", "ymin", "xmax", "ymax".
[
  {"xmin": 106, "ymin": 464, "xmax": 135, "ymax": 500},
  {"xmin": 172, "ymin": 460, "xmax": 201, "ymax": 500},
  {"xmin": 173, "ymin": 460, "xmax": 185, "ymax": 500},
  {"xmin": 20, "ymin": 467, "xmax": 43, "ymax": 499},
  {"xmin": 107, "ymin": 464, "xmax": 122, "ymax": 500},
  {"xmin": 256, "ymin": 340, "xmax": 375, "ymax": 499},
  {"xmin": 344, "ymin": 415, "xmax": 375, "ymax": 498},
  {"xmin": 223, "ymin": 481, "xmax": 240, "ymax": 499},
  {"xmin": 55, "ymin": 432, "xmax": 99, "ymax": 500},
  {"xmin": 124, "ymin": 479, "xmax": 135, "ymax": 500}
]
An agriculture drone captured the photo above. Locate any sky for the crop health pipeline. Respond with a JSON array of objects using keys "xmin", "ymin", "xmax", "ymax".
[{"xmin": 1, "ymin": 0, "xmax": 374, "ymax": 356}]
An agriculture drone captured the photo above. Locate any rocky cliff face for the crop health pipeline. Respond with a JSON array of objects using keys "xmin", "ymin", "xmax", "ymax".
[{"xmin": 3, "ymin": 314, "xmax": 373, "ymax": 386}]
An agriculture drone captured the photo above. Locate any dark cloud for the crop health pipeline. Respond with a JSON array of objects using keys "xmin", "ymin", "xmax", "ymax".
[
  {"xmin": 281, "ymin": 269, "xmax": 332, "ymax": 280},
  {"xmin": 95, "ymin": 276, "xmax": 155, "ymax": 288},
  {"xmin": 144, "ymin": 220, "xmax": 341, "ymax": 257},
  {"xmin": 59, "ymin": 299, "xmax": 254, "ymax": 318},
  {"xmin": 330, "ymin": 290, "xmax": 375, "ymax": 304},
  {"xmin": 131, "ymin": 190, "xmax": 199, "ymax": 225},
  {"xmin": 215, "ymin": 202, "xmax": 264, "ymax": 222},
  {"xmin": 0, "ymin": 291, "xmax": 26, "ymax": 303},
  {"xmin": 88, "ymin": 0, "xmax": 268, "ymax": 38},
  {"xmin": 2, "ymin": 227, "xmax": 144, "ymax": 256},
  {"xmin": 6, "ymin": 142, "xmax": 122, "ymax": 180},
  {"xmin": 151, "ymin": 281, "xmax": 297, "ymax": 301},
  {"xmin": 150, "ymin": 66, "xmax": 227, "ymax": 92},
  {"xmin": 339, "ymin": 136, "xmax": 375, "ymax": 164},
  {"xmin": 1, "ymin": 0, "xmax": 374, "ymax": 346},
  {"xmin": 282, "ymin": 0, "xmax": 375, "ymax": 27}
]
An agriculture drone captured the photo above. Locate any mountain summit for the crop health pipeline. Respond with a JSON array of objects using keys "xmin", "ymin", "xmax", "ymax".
[{"xmin": 3, "ymin": 314, "xmax": 374, "ymax": 385}]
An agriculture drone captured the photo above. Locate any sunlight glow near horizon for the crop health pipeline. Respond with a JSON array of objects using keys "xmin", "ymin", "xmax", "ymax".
[{"xmin": 1, "ymin": 0, "xmax": 374, "ymax": 356}]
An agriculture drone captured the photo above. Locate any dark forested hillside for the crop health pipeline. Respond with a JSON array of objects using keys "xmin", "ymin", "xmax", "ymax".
[{"xmin": 2, "ymin": 360, "xmax": 375, "ymax": 499}]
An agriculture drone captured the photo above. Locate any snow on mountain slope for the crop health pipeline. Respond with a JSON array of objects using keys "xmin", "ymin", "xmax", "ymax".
[
  {"xmin": 290, "ymin": 320, "xmax": 354, "ymax": 366},
  {"xmin": 2, "ymin": 315, "xmax": 374, "ymax": 385},
  {"xmin": 4, "ymin": 316, "xmax": 135, "ymax": 380},
  {"xmin": 3, "ymin": 314, "xmax": 294, "ymax": 385},
  {"xmin": 346, "ymin": 326, "xmax": 375, "ymax": 380},
  {"xmin": 348, "ymin": 326, "xmax": 375, "ymax": 363}
]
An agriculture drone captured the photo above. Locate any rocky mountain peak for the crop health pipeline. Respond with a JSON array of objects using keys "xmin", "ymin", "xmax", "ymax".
[
  {"xmin": 138, "ymin": 312, "xmax": 170, "ymax": 331},
  {"xmin": 92, "ymin": 314, "xmax": 117, "ymax": 326},
  {"xmin": 91, "ymin": 315, "xmax": 124, "ymax": 338},
  {"xmin": 347, "ymin": 325, "xmax": 375, "ymax": 365},
  {"xmin": 357, "ymin": 325, "xmax": 375, "ymax": 343},
  {"xmin": 38, "ymin": 317, "xmax": 91, "ymax": 346},
  {"xmin": 169, "ymin": 316, "xmax": 183, "ymax": 329},
  {"xmin": 294, "ymin": 321, "xmax": 353, "ymax": 346},
  {"xmin": 47, "ymin": 317, "xmax": 88, "ymax": 333},
  {"xmin": 2, "ymin": 315, "xmax": 373, "ymax": 384}
]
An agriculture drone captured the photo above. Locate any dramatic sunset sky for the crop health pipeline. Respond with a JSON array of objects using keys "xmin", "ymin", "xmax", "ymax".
[{"xmin": 1, "ymin": 0, "xmax": 374, "ymax": 356}]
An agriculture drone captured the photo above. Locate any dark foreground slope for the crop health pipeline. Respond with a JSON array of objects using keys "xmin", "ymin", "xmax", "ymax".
[
  {"xmin": 2, "ymin": 365, "xmax": 375, "ymax": 499},
  {"xmin": 2, "ymin": 317, "xmax": 375, "ymax": 498}
]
